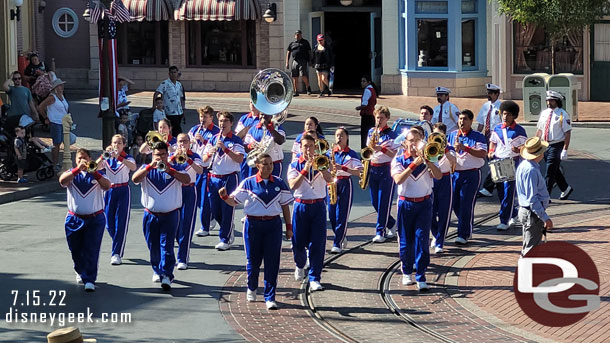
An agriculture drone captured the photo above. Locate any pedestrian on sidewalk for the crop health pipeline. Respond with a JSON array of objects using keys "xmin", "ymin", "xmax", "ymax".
[
  {"xmin": 391, "ymin": 128, "xmax": 442, "ymax": 291},
  {"xmin": 59, "ymin": 148, "xmax": 111, "ymax": 292},
  {"xmin": 516, "ymin": 137, "xmax": 552, "ymax": 256},
  {"xmin": 488, "ymin": 101, "xmax": 527, "ymax": 231},
  {"xmin": 431, "ymin": 87, "xmax": 460, "ymax": 134},
  {"xmin": 312, "ymin": 34, "xmax": 334, "ymax": 97},
  {"xmin": 220, "ymin": 153, "xmax": 294, "ymax": 310},
  {"xmin": 536, "ymin": 91, "xmax": 574, "ymax": 200},
  {"xmin": 2, "ymin": 71, "xmax": 40, "ymax": 132},
  {"xmin": 13, "ymin": 126, "xmax": 28, "ymax": 183},
  {"xmin": 37, "ymin": 78, "xmax": 69, "ymax": 172},
  {"xmin": 355, "ymin": 75, "xmax": 377, "ymax": 148},
  {"xmin": 153, "ymin": 66, "xmax": 185, "ymax": 136},
  {"xmin": 477, "ymin": 83, "xmax": 503, "ymax": 198},
  {"xmin": 286, "ymin": 30, "xmax": 312, "ymax": 96},
  {"xmin": 132, "ymin": 141, "xmax": 191, "ymax": 291}
]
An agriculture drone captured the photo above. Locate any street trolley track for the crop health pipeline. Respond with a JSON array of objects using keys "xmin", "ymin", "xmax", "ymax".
[{"xmin": 301, "ymin": 212, "xmax": 500, "ymax": 343}]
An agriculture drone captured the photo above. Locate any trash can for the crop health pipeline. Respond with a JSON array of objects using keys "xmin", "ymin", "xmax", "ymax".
[
  {"xmin": 548, "ymin": 73, "xmax": 578, "ymax": 121},
  {"xmin": 522, "ymin": 73, "xmax": 550, "ymax": 122}
]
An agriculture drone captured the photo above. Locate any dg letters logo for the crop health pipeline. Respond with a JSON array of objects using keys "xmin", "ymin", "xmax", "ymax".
[{"xmin": 513, "ymin": 242, "xmax": 600, "ymax": 327}]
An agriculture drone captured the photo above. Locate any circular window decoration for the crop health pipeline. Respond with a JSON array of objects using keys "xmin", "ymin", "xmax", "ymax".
[{"xmin": 52, "ymin": 8, "xmax": 79, "ymax": 38}]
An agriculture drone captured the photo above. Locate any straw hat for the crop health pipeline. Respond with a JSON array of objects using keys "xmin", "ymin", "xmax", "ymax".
[
  {"xmin": 47, "ymin": 327, "xmax": 96, "ymax": 343},
  {"xmin": 520, "ymin": 137, "xmax": 549, "ymax": 160},
  {"xmin": 49, "ymin": 78, "xmax": 66, "ymax": 92}
]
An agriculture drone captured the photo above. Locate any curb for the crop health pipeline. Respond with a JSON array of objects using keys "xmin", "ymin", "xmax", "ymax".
[{"xmin": 0, "ymin": 181, "xmax": 62, "ymax": 205}]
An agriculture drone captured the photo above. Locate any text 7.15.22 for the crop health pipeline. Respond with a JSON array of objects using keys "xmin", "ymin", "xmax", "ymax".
[{"xmin": 11, "ymin": 290, "xmax": 67, "ymax": 307}]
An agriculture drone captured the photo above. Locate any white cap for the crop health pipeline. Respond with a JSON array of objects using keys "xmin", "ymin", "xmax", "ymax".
[
  {"xmin": 486, "ymin": 83, "xmax": 501, "ymax": 92},
  {"xmin": 546, "ymin": 90, "xmax": 564, "ymax": 100},
  {"xmin": 435, "ymin": 86, "xmax": 451, "ymax": 94}
]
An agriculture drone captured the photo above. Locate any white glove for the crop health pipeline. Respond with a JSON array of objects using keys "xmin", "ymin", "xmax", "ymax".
[{"xmin": 560, "ymin": 150, "xmax": 568, "ymax": 160}]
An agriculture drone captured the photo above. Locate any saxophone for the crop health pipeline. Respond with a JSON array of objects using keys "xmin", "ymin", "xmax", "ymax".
[
  {"xmin": 359, "ymin": 126, "xmax": 379, "ymax": 190},
  {"xmin": 328, "ymin": 144, "xmax": 338, "ymax": 205}
]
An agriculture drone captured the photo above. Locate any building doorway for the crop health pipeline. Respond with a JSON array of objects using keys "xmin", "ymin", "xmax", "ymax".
[
  {"xmin": 323, "ymin": 12, "xmax": 371, "ymax": 91},
  {"xmin": 591, "ymin": 22, "xmax": 610, "ymax": 101}
]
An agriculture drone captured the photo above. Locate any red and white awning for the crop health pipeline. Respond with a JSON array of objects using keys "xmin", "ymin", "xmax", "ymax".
[
  {"xmin": 175, "ymin": 0, "xmax": 262, "ymax": 21},
  {"xmin": 122, "ymin": 0, "xmax": 172, "ymax": 21}
]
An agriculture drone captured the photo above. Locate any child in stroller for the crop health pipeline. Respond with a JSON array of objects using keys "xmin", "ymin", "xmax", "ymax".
[{"xmin": 0, "ymin": 124, "xmax": 54, "ymax": 182}]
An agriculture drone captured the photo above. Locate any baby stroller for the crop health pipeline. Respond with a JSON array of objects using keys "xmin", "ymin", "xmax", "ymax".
[{"xmin": 0, "ymin": 140, "xmax": 54, "ymax": 181}]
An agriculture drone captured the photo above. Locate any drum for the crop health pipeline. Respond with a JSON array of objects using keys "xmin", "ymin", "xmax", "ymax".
[
  {"xmin": 489, "ymin": 158, "xmax": 516, "ymax": 183},
  {"xmin": 392, "ymin": 118, "xmax": 428, "ymax": 145}
]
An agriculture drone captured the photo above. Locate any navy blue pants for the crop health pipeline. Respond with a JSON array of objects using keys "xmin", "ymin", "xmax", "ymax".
[
  {"xmin": 498, "ymin": 179, "xmax": 518, "ymax": 225},
  {"xmin": 368, "ymin": 164, "xmax": 396, "ymax": 237},
  {"xmin": 143, "ymin": 209, "xmax": 179, "ymax": 280},
  {"xmin": 328, "ymin": 178, "xmax": 353, "ymax": 248},
  {"xmin": 544, "ymin": 141, "xmax": 568, "ymax": 195},
  {"xmin": 397, "ymin": 198, "xmax": 432, "ymax": 282},
  {"xmin": 209, "ymin": 173, "xmax": 239, "ymax": 243},
  {"xmin": 452, "ymin": 169, "xmax": 481, "ymax": 240},
  {"xmin": 244, "ymin": 216, "xmax": 283, "ymax": 302},
  {"xmin": 65, "ymin": 212, "xmax": 106, "ymax": 284},
  {"xmin": 292, "ymin": 201, "xmax": 327, "ymax": 282},
  {"xmin": 197, "ymin": 169, "xmax": 214, "ymax": 232},
  {"xmin": 177, "ymin": 186, "xmax": 198, "ymax": 264},
  {"xmin": 431, "ymin": 174, "xmax": 452, "ymax": 248},
  {"xmin": 104, "ymin": 185, "xmax": 131, "ymax": 257}
]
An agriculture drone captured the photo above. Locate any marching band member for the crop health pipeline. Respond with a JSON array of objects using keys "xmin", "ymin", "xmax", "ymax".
[
  {"xmin": 99, "ymin": 134, "xmax": 137, "ymax": 265},
  {"xmin": 536, "ymin": 91, "xmax": 573, "ymax": 200},
  {"xmin": 59, "ymin": 148, "xmax": 111, "ymax": 292},
  {"xmin": 430, "ymin": 123, "xmax": 456, "ymax": 254},
  {"xmin": 219, "ymin": 153, "xmax": 294, "ymax": 310},
  {"xmin": 171, "ymin": 133, "xmax": 204, "ymax": 270},
  {"xmin": 189, "ymin": 106, "xmax": 220, "ymax": 237},
  {"xmin": 132, "ymin": 141, "xmax": 191, "ymax": 290},
  {"xmin": 367, "ymin": 106, "xmax": 399, "ymax": 243},
  {"xmin": 244, "ymin": 113, "xmax": 286, "ymax": 178},
  {"xmin": 139, "ymin": 119, "xmax": 177, "ymax": 155},
  {"xmin": 287, "ymin": 134, "xmax": 334, "ymax": 291},
  {"xmin": 448, "ymin": 110, "xmax": 487, "ymax": 245},
  {"xmin": 235, "ymin": 102, "xmax": 261, "ymax": 180},
  {"xmin": 202, "ymin": 111, "xmax": 245, "ymax": 251},
  {"xmin": 431, "ymin": 87, "xmax": 460, "ymax": 134},
  {"xmin": 329, "ymin": 127, "xmax": 363, "ymax": 253},
  {"xmin": 418, "ymin": 105, "xmax": 434, "ymax": 138},
  {"xmin": 291, "ymin": 117, "xmax": 325, "ymax": 161},
  {"xmin": 489, "ymin": 101, "xmax": 527, "ymax": 231},
  {"xmin": 391, "ymin": 128, "xmax": 442, "ymax": 291},
  {"xmin": 477, "ymin": 83, "xmax": 503, "ymax": 198}
]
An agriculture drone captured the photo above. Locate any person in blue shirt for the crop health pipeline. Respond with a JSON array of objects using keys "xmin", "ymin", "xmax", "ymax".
[{"xmin": 516, "ymin": 137, "xmax": 553, "ymax": 256}]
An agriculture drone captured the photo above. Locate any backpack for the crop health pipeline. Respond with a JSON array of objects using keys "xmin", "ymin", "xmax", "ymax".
[{"xmin": 136, "ymin": 108, "xmax": 155, "ymax": 136}]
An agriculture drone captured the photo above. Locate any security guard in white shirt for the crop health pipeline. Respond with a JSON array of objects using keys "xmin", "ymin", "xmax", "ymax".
[
  {"xmin": 432, "ymin": 87, "xmax": 460, "ymax": 134},
  {"xmin": 477, "ymin": 83, "xmax": 503, "ymax": 197},
  {"xmin": 536, "ymin": 90, "xmax": 573, "ymax": 200}
]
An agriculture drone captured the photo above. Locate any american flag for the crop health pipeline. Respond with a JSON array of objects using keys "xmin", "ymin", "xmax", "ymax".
[
  {"xmin": 89, "ymin": 0, "xmax": 104, "ymax": 24},
  {"xmin": 110, "ymin": 0, "xmax": 132, "ymax": 23}
]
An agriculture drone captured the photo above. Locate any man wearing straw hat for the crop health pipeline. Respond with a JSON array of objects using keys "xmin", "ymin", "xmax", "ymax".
[{"xmin": 516, "ymin": 137, "xmax": 553, "ymax": 256}]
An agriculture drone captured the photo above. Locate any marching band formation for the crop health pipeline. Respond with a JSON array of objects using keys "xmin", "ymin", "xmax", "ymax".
[{"xmin": 59, "ymin": 70, "xmax": 572, "ymax": 310}]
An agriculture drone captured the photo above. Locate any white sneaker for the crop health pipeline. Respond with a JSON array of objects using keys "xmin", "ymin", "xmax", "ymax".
[
  {"xmin": 195, "ymin": 229, "xmax": 209, "ymax": 237},
  {"xmin": 152, "ymin": 273, "xmax": 161, "ymax": 282},
  {"xmin": 177, "ymin": 262, "xmax": 188, "ymax": 270},
  {"xmin": 455, "ymin": 237, "xmax": 468, "ymax": 245},
  {"xmin": 161, "ymin": 276, "xmax": 172, "ymax": 291},
  {"xmin": 210, "ymin": 219, "xmax": 218, "ymax": 230},
  {"xmin": 84, "ymin": 282, "xmax": 95, "ymax": 292},
  {"xmin": 559, "ymin": 185, "xmax": 574, "ymax": 200},
  {"xmin": 110, "ymin": 254, "xmax": 122, "ymax": 265},
  {"xmin": 246, "ymin": 289, "xmax": 256, "ymax": 302},
  {"xmin": 402, "ymin": 274, "xmax": 416, "ymax": 286},
  {"xmin": 341, "ymin": 237, "xmax": 348, "ymax": 249},
  {"xmin": 478, "ymin": 189, "xmax": 493, "ymax": 197},
  {"xmin": 386, "ymin": 224, "xmax": 396, "ymax": 239},
  {"xmin": 434, "ymin": 246, "xmax": 443, "ymax": 254},
  {"xmin": 75, "ymin": 272, "xmax": 83, "ymax": 284},
  {"xmin": 508, "ymin": 217, "xmax": 518, "ymax": 227},
  {"xmin": 496, "ymin": 223, "xmax": 509, "ymax": 231},
  {"xmin": 309, "ymin": 281, "xmax": 324, "ymax": 291},
  {"xmin": 430, "ymin": 237, "xmax": 437, "ymax": 249},
  {"xmin": 240, "ymin": 217, "xmax": 246, "ymax": 224},
  {"xmin": 417, "ymin": 281, "xmax": 430, "ymax": 291},
  {"xmin": 215, "ymin": 242, "xmax": 231, "ymax": 251},
  {"xmin": 330, "ymin": 246, "xmax": 342, "ymax": 254},
  {"xmin": 372, "ymin": 235, "xmax": 386, "ymax": 243},
  {"xmin": 266, "ymin": 301, "xmax": 278, "ymax": 310},
  {"xmin": 294, "ymin": 267, "xmax": 305, "ymax": 281}
]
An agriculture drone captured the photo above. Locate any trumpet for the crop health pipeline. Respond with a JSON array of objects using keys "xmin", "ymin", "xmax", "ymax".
[
  {"xmin": 312, "ymin": 138, "xmax": 330, "ymax": 171},
  {"xmin": 102, "ymin": 150, "xmax": 117, "ymax": 160},
  {"xmin": 175, "ymin": 152, "xmax": 188, "ymax": 164},
  {"xmin": 145, "ymin": 131, "xmax": 165, "ymax": 147},
  {"xmin": 86, "ymin": 156, "xmax": 103, "ymax": 173},
  {"xmin": 157, "ymin": 161, "xmax": 168, "ymax": 172},
  {"xmin": 423, "ymin": 132, "xmax": 446, "ymax": 163}
]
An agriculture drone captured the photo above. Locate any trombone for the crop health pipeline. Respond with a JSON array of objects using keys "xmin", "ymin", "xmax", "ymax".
[{"xmin": 423, "ymin": 132, "xmax": 446, "ymax": 163}]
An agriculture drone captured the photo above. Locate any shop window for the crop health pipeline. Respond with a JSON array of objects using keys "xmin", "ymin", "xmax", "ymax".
[
  {"xmin": 117, "ymin": 21, "xmax": 169, "ymax": 66},
  {"xmin": 462, "ymin": 19, "xmax": 475, "ymax": 68},
  {"xmin": 186, "ymin": 21, "xmax": 256, "ymax": 68},
  {"xmin": 52, "ymin": 8, "xmax": 79, "ymax": 38},
  {"xmin": 417, "ymin": 19, "xmax": 448, "ymax": 67},
  {"xmin": 513, "ymin": 22, "xmax": 583, "ymax": 74},
  {"xmin": 415, "ymin": 1, "xmax": 448, "ymax": 14},
  {"xmin": 461, "ymin": 0, "xmax": 477, "ymax": 14}
]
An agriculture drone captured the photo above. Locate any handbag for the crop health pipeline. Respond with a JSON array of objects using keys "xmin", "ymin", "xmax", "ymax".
[{"xmin": 31, "ymin": 73, "xmax": 54, "ymax": 98}]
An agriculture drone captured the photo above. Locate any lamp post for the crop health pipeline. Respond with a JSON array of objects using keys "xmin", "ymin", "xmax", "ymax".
[{"xmin": 10, "ymin": 0, "xmax": 23, "ymax": 21}]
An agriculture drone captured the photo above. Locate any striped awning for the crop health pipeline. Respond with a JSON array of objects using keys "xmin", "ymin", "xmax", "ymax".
[
  {"xmin": 175, "ymin": 0, "xmax": 262, "ymax": 21},
  {"xmin": 122, "ymin": 0, "xmax": 172, "ymax": 21}
]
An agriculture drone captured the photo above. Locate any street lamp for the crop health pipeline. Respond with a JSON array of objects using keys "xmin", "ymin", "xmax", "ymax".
[
  {"xmin": 263, "ymin": 3, "xmax": 277, "ymax": 23},
  {"xmin": 10, "ymin": 0, "xmax": 23, "ymax": 21},
  {"xmin": 340, "ymin": 0, "xmax": 353, "ymax": 5}
]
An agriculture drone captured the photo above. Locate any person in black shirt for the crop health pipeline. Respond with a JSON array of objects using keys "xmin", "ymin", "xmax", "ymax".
[
  {"xmin": 312, "ymin": 34, "xmax": 334, "ymax": 97},
  {"xmin": 285, "ymin": 30, "xmax": 312, "ymax": 96}
]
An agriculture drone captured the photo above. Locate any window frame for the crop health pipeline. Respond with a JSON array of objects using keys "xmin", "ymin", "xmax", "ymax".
[
  {"xmin": 117, "ymin": 21, "xmax": 169, "ymax": 67},
  {"xmin": 52, "ymin": 8, "xmax": 79, "ymax": 39},
  {"xmin": 185, "ymin": 20, "xmax": 257, "ymax": 69}
]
